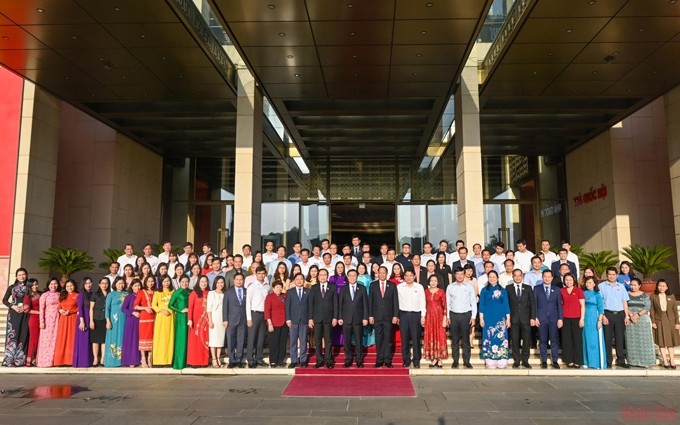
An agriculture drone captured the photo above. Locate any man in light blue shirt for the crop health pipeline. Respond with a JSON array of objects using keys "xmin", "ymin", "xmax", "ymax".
[
  {"xmin": 446, "ymin": 267, "xmax": 477, "ymax": 368},
  {"xmin": 523, "ymin": 256, "xmax": 545, "ymax": 289},
  {"xmin": 598, "ymin": 267, "xmax": 631, "ymax": 368}
]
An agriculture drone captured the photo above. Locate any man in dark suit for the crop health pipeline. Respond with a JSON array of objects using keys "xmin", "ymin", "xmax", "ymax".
[
  {"xmin": 350, "ymin": 234, "xmax": 363, "ymax": 263},
  {"xmin": 506, "ymin": 269, "xmax": 536, "ymax": 368},
  {"xmin": 550, "ymin": 248, "xmax": 577, "ymax": 277},
  {"xmin": 451, "ymin": 246, "xmax": 476, "ymax": 278},
  {"xmin": 308, "ymin": 268, "xmax": 338, "ymax": 368},
  {"xmin": 286, "ymin": 273, "xmax": 310, "ymax": 368},
  {"xmin": 534, "ymin": 270, "xmax": 563, "ymax": 369},
  {"xmin": 368, "ymin": 266, "xmax": 399, "ymax": 367},
  {"xmin": 338, "ymin": 269, "xmax": 368, "ymax": 367},
  {"xmin": 224, "ymin": 254, "xmax": 247, "ymax": 289},
  {"xmin": 222, "ymin": 273, "xmax": 247, "ymax": 368},
  {"xmin": 411, "ymin": 254, "xmax": 428, "ymax": 288}
]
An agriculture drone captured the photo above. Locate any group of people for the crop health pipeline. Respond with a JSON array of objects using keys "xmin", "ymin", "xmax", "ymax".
[{"xmin": 2, "ymin": 236, "xmax": 679, "ymax": 371}]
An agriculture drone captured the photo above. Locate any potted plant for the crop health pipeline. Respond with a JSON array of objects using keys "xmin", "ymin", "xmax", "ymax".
[
  {"xmin": 38, "ymin": 247, "xmax": 96, "ymax": 285},
  {"xmin": 620, "ymin": 244, "xmax": 676, "ymax": 294},
  {"xmin": 579, "ymin": 250, "xmax": 619, "ymax": 280}
]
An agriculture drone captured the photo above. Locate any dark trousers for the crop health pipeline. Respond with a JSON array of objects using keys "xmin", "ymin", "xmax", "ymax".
[
  {"xmin": 374, "ymin": 320, "xmax": 394, "ymax": 363},
  {"xmin": 562, "ymin": 317, "xmax": 583, "ymax": 365},
  {"xmin": 247, "ymin": 311, "xmax": 266, "ymax": 363},
  {"xmin": 289, "ymin": 323, "xmax": 308, "ymax": 364},
  {"xmin": 268, "ymin": 326, "xmax": 288, "ymax": 365},
  {"xmin": 603, "ymin": 310, "xmax": 626, "ymax": 366},
  {"xmin": 314, "ymin": 320, "xmax": 333, "ymax": 364},
  {"xmin": 399, "ymin": 311, "xmax": 423, "ymax": 364},
  {"xmin": 226, "ymin": 323, "xmax": 246, "ymax": 364},
  {"xmin": 450, "ymin": 311, "xmax": 472, "ymax": 363},
  {"xmin": 538, "ymin": 320, "xmax": 559, "ymax": 362},
  {"xmin": 510, "ymin": 321, "xmax": 531, "ymax": 364},
  {"xmin": 342, "ymin": 323, "xmax": 364, "ymax": 362}
]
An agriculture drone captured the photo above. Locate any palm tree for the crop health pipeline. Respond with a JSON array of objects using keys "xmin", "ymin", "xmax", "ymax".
[
  {"xmin": 38, "ymin": 247, "xmax": 96, "ymax": 284},
  {"xmin": 99, "ymin": 247, "xmax": 125, "ymax": 270},
  {"xmin": 579, "ymin": 250, "xmax": 619, "ymax": 279},
  {"xmin": 620, "ymin": 244, "xmax": 676, "ymax": 281}
]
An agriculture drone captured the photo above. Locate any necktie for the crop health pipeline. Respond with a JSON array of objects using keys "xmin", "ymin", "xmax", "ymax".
[
  {"xmin": 298, "ymin": 288, "xmax": 302, "ymax": 301},
  {"xmin": 321, "ymin": 285, "xmax": 326, "ymax": 298},
  {"xmin": 237, "ymin": 288, "xmax": 243, "ymax": 305},
  {"xmin": 351, "ymin": 285, "xmax": 355, "ymax": 301},
  {"xmin": 381, "ymin": 282, "xmax": 385, "ymax": 298},
  {"xmin": 545, "ymin": 286, "xmax": 549, "ymax": 299},
  {"xmin": 516, "ymin": 285, "xmax": 521, "ymax": 299}
]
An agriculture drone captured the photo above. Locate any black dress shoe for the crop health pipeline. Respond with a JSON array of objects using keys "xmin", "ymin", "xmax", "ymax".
[
  {"xmin": 288, "ymin": 363, "xmax": 297, "ymax": 369},
  {"xmin": 258, "ymin": 361, "xmax": 269, "ymax": 367},
  {"xmin": 619, "ymin": 363, "xmax": 631, "ymax": 369},
  {"xmin": 522, "ymin": 362, "xmax": 532, "ymax": 369},
  {"xmin": 451, "ymin": 362, "xmax": 459, "ymax": 369},
  {"xmin": 357, "ymin": 362, "xmax": 364, "ymax": 368},
  {"xmin": 413, "ymin": 363, "xmax": 420, "ymax": 369},
  {"xmin": 326, "ymin": 362, "xmax": 334, "ymax": 369},
  {"xmin": 344, "ymin": 362, "xmax": 352, "ymax": 368},
  {"xmin": 270, "ymin": 364, "xmax": 277, "ymax": 368},
  {"xmin": 464, "ymin": 363, "xmax": 473, "ymax": 369},
  {"xmin": 238, "ymin": 362, "xmax": 245, "ymax": 368},
  {"xmin": 403, "ymin": 361, "xmax": 411, "ymax": 368},
  {"xmin": 512, "ymin": 362, "xmax": 520, "ymax": 369},
  {"xmin": 384, "ymin": 362, "xmax": 393, "ymax": 368},
  {"xmin": 248, "ymin": 363, "xmax": 257, "ymax": 369},
  {"xmin": 374, "ymin": 361, "xmax": 384, "ymax": 368},
  {"xmin": 227, "ymin": 363, "xmax": 236, "ymax": 369},
  {"xmin": 314, "ymin": 362, "xmax": 324, "ymax": 368},
  {"xmin": 552, "ymin": 363, "xmax": 560, "ymax": 369},
  {"xmin": 541, "ymin": 362, "xmax": 548, "ymax": 369}
]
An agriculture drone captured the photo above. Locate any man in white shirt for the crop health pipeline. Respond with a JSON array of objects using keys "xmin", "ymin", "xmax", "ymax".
[
  {"xmin": 262, "ymin": 240, "xmax": 277, "ymax": 266},
  {"xmin": 476, "ymin": 261, "xmax": 495, "ymax": 294},
  {"xmin": 490, "ymin": 242, "xmax": 506, "ymax": 272},
  {"xmin": 447, "ymin": 240, "xmax": 465, "ymax": 267},
  {"xmin": 470, "ymin": 243, "xmax": 483, "ymax": 267},
  {"xmin": 321, "ymin": 253, "xmax": 335, "ymax": 275},
  {"xmin": 397, "ymin": 270, "xmax": 427, "ymax": 368},
  {"xmin": 245, "ymin": 267, "xmax": 271, "ymax": 368},
  {"xmin": 116, "ymin": 244, "xmax": 137, "ymax": 276},
  {"xmin": 499, "ymin": 259, "xmax": 515, "ymax": 288},
  {"xmin": 178, "ymin": 242, "xmax": 193, "ymax": 266},
  {"xmin": 420, "ymin": 241, "xmax": 436, "ymax": 266},
  {"xmin": 381, "ymin": 248, "xmax": 397, "ymax": 278},
  {"xmin": 267, "ymin": 246, "xmax": 292, "ymax": 277},
  {"xmin": 198, "ymin": 242, "xmax": 212, "ymax": 268},
  {"xmin": 241, "ymin": 244, "xmax": 253, "ymax": 269},
  {"xmin": 539, "ymin": 240, "xmax": 558, "ymax": 269},
  {"xmin": 157, "ymin": 241, "xmax": 172, "ymax": 264},
  {"xmin": 310, "ymin": 245, "xmax": 324, "ymax": 267},
  {"xmin": 514, "ymin": 239, "xmax": 534, "ymax": 273},
  {"xmin": 244, "ymin": 262, "xmax": 268, "ymax": 289},
  {"xmin": 104, "ymin": 262, "xmax": 119, "ymax": 283},
  {"xmin": 342, "ymin": 254, "xmax": 357, "ymax": 271},
  {"xmin": 328, "ymin": 244, "xmax": 343, "ymax": 266},
  {"xmin": 320, "ymin": 239, "xmax": 331, "ymax": 255},
  {"xmin": 142, "ymin": 244, "xmax": 159, "ymax": 274},
  {"xmin": 562, "ymin": 240, "xmax": 580, "ymax": 279},
  {"xmin": 298, "ymin": 248, "xmax": 313, "ymax": 276},
  {"xmin": 436, "ymin": 240, "xmax": 451, "ymax": 265}
]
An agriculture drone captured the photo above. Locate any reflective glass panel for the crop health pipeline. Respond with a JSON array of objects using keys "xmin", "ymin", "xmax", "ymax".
[
  {"xmin": 397, "ymin": 205, "xmax": 427, "ymax": 254},
  {"xmin": 261, "ymin": 202, "xmax": 300, "ymax": 253}
]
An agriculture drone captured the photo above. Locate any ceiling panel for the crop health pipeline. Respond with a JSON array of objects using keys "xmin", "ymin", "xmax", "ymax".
[
  {"xmin": 326, "ymin": 82, "xmax": 388, "ymax": 98},
  {"xmin": 542, "ymin": 80, "xmax": 615, "ymax": 96},
  {"xmin": 83, "ymin": 66, "xmax": 162, "ymax": 86},
  {"xmin": 594, "ymin": 17, "xmax": 680, "ymax": 43},
  {"xmin": 322, "ymin": 66, "xmax": 390, "ymax": 83},
  {"xmin": 0, "ymin": 25, "xmax": 49, "ymax": 49},
  {"xmin": 317, "ymin": 45, "xmax": 391, "ymax": 66},
  {"xmin": 391, "ymin": 44, "xmax": 467, "ymax": 65},
  {"xmin": 645, "ymin": 42, "xmax": 680, "ymax": 62},
  {"xmin": 0, "ymin": 48, "xmax": 69, "ymax": 70},
  {"xmin": 617, "ymin": 0, "xmax": 680, "ymax": 17},
  {"xmin": 503, "ymin": 42, "xmax": 586, "ymax": 64},
  {"xmin": 513, "ymin": 18, "xmax": 610, "ymax": 43},
  {"xmin": 129, "ymin": 47, "xmax": 214, "ymax": 69},
  {"xmin": 558, "ymin": 62, "xmax": 633, "ymax": 81},
  {"xmin": 306, "ymin": 0, "xmax": 395, "ymax": 21},
  {"xmin": 0, "ymin": 14, "xmax": 15, "ymax": 25},
  {"xmin": 266, "ymin": 83, "xmax": 328, "ymax": 98},
  {"xmin": 395, "ymin": 0, "xmax": 488, "ymax": 19},
  {"xmin": 106, "ymin": 84, "xmax": 177, "ymax": 100},
  {"xmin": 480, "ymin": 79, "xmax": 552, "ymax": 96},
  {"xmin": 57, "ymin": 47, "xmax": 144, "ymax": 69},
  {"xmin": 0, "ymin": 0, "xmax": 95, "ymax": 24},
  {"xmin": 257, "ymin": 66, "xmax": 324, "ymax": 84},
  {"xmin": 22, "ymin": 24, "xmax": 121, "ymax": 49},
  {"xmin": 621, "ymin": 61, "xmax": 679, "ymax": 81},
  {"xmin": 228, "ymin": 22, "xmax": 314, "ymax": 46},
  {"xmin": 388, "ymin": 82, "xmax": 451, "ymax": 97},
  {"xmin": 572, "ymin": 41, "xmax": 664, "ymax": 63},
  {"xmin": 390, "ymin": 65, "xmax": 456, "ymax": 82},
  {"xmin": 530, "ymin": 0, "xmax": 628, "ymax": 18},
  {"xmin": 75, "ymin": 0, "xmax": 179, "ymax": 23},
  {"xmin": 212, "ymin": 0, "xmax": 308, "ymax": 22},
  {"xmin": 491, "ymin": 63, "xmax": 566, "ymax": 81},
  {"xmin": 241, "ymin": 46, "xmax": 320, "ymax": 66},
  {"xmin": 155, "ymin": 67, "xmax": 228, "ymax": 86},
  {"xmin": 311, "ymin": 21, "xmax": 393, "ymax": 46},
  {"xmin": 103, "ymin": 23, "xmax": 197, "ymax": 48},
  {"xmin": 393, "ymin": 19, "xmax": 479, "ymax": 44}
]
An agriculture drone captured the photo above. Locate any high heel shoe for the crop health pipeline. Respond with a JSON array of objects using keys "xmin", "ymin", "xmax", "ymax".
[
  {"xmin": 671, "ymin": 364, "xmax": 677, "ymax": 370},
  {"xmin": 663, "ymin": 362, "xmax": 671, "ymax": 369}
]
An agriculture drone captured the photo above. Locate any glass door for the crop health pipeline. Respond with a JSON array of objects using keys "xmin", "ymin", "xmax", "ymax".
[
  {"xmin": 193, "ymin": 203, "xmax": 233, "ymax": 252},
  {"xmin": 484, "ymin": 202, "xmax": 535, "ymax": 251}
]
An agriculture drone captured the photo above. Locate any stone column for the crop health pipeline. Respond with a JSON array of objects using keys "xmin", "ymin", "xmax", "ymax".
[
  {"xmin": 454, "ymin": 53, "xmax": 485, "ymax": 245},
  {"xmin": 666, "ymin": 85, "xmax": 680, "ymax": 287},
  {"xmin": 233, "ymin": 68, "xmax": 263, "ymax": 252},
  {"xmin": 9, "ymin": 83, "xmax": 61, "ymax": 283}
]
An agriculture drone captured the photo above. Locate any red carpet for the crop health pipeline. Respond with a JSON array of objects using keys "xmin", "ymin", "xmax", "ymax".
[{"xmin": 282, "ymin": 367, "xmax": 415, "ymax": 397}]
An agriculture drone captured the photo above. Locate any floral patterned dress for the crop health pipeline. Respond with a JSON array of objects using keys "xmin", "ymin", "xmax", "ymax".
[
  {"xmin": 479, "ymin": 284, "xmax": 510, "ymax": 367},
  {"xmin": 2, "ymin": 281, "xmax": 30, "ymax": 366},
  {"xmin": 104, "ymin": 290, "xmax": 127, "ymax": 367}
]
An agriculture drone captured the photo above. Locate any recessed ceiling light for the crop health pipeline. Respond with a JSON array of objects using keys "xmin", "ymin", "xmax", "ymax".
[
  {"xmin": 278, "ymin": 32, "xmax": 286, "ymax": 37},
  {"xmin": 587, "ymin": 0, "xmax": 596, "ymax": 5},
  {"xmin": 353, "ymin": 90, "xmax": 359, "ymax": 94},
  {"xmin": 353, "ymin": 73, "xmax": 359, "ymax": 77},
  {"xmin": 670, "ymin": 0, "xmax": 677, "ymax": 4},
  {"xmin": 349, "ymin": 32, "xmax": 356, "ymax": 36},
  {"xmin": 140, "ymin": 34, "xmax": 146, "ymax": 38},
  {"xmin": 565, "ymin": 28, "xmax": 573, "ymax": 33},
  {"xmin": 143, "ymin": 93, "xmax": 148, "ymax": 96},
  {"xmin": 161, "ymin": 56, "xmax": 166, "ymax": 60},
  {"xmin": 612, "ymin": 51, "xmax": 620, "ymax": 55},
  {"xmin": 420, "ymin": 30, "xmax": 428, "ymax": 35},
  {"xmin": 64, "ymin": 76, "xmax": 70, "ymax": 80},
  {"xmin": 99, "ymin": 57, "xmax": 105, "ymax": 61},
  {"xmin": 411, "ymin": 72, "xmax": 418, "ymax": 76},
  {"xmin": 352, "ymin": 55, "xmax": 357, "ymax": 58},
  {"xmin": 122, "ymin": 76, "xmax": 127, "ymax": 79},
  {"xmin": 286, "ymin": 54, "xmax": 294, "ymax": 58},
  {"xmin": 267, "ymin": 4, "xmax": 276, "ymax": 9},
  {"xmin": 532, "ymin": 71, "xmax": 538, "ymax": 75},
  {"xmin": 347, "ymin": 3, "xmax": 354, "ymax": 7},
  {"xmin": 627, "ymin": 88, "xmax": 632, "ymax": 92},
  {"xmin": 113, "ymin": 6, "xmax": 120, "ymax": 11},
  {"xmin": 547, "ymin": 51, "xmax": 554, "ymax": 56},
  {"xmin": 294, "ymin": 73, "xmax": 301, "ymax": 77},
  {"xmin": 71, "ymin": 35, "xmax": 78, "ymax": 39},
  {"xmin": 426, "ymin": 2, "xmax": 434, "ymax": 6},
  {"xmin": 592, "ymin": 70, "xmax": 598, "ymax": 74},
  {"xmin": 652, "ymin": 70, "xmax": 658, "ymax": 74},
  {"xmin": 179, "ymin": 75, "xmax": 184, "ymax": 78},
  {"xmin": 36, "ymin": 8, "xmax": 45, "ymax": 13},
  {"xmin": 639, "ymin": 28, "xmax": 645, "ymax": 32},
  {"xmin": 416, "ymin": 53, "xmax": 423, "ymax": 57}
]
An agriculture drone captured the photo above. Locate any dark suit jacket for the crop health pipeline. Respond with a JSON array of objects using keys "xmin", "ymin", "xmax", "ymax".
[
  {"xmin": 534, "ymin": 284, "xmax": 563, "ymax": 323},
  {"xmin": 412, "ymin": 266, "xmax": 428, "ymax": 288},
  {"xmin": 223, "ymin": 286, "xmax": 247, "ymax": 327},
  {"xmin": 285, "ymin": 286, "xmax": 310, "ymax": 324},
  {"xmin": 308, "ymin": 282, "xmax": 338, "ymax": 323},
  {"xmin": 550, "ymin": 260, "xmax": 577, "ymax": 277},
  {"xmin": 506, "ymin": 283, "xmax": 536, "ymax": 325},
  {"xmin": 451, "ymin": 259, "xmax": 477, "ymax": 278},
  {"xmin": 395, "ymin": 255, "xmax": 414, "ymax": 272},
  {"xmin": 368, "ymin": 280, "xmax": 399, "ymax": 322},
  {"xmin": 338, "ymin": 283, "xmax": 368, "ymax": 324}
]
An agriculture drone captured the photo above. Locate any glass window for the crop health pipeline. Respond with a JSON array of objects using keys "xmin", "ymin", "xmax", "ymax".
[
  {"xmin": 397, "ymin": 205, "xmax": 427, "ymax": 254},
  {"xmin": 427, "ymin": 203, "xmax": 458, "ymax": 247},
  {"xmin": 261, "ymin": 202, "xmax": 300, "ymax": 253},
  {"xmin": 301, "ymin": 204, "xmax": 329, "ymax": 249}
]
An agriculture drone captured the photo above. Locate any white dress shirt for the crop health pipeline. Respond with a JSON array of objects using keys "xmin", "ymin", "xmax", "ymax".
[
  {"xmin": 245, "ymin": 280, "xmax": 271, "ymax": 320},
  {"xmin": 514, "ymin": 250, "xmax": 534, "ymax": 273},
  {"xmin": 241, "ymin": 255, "xmax": 253, "ymax": 269},
  {"xmin": 145, "ymin": 255, "xmax": 159, "ymax": 274},
  {"xmin": 116, "ymin": 254, "xmax": 137, "ymax": 276},
  {"xmin": 567, "ymin": 252, "xmax": 580, "ymax": 278},
  {"xmin": 541, "ymin": 250, "xmax": 558, "ymax": 268},
  {"xmin": 397, "ymin": 283, "xmax": 427, "ymax": 317},
  {"xmin": 158, "ymin": 252, "xmax": 171, "ymax": 264}
]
